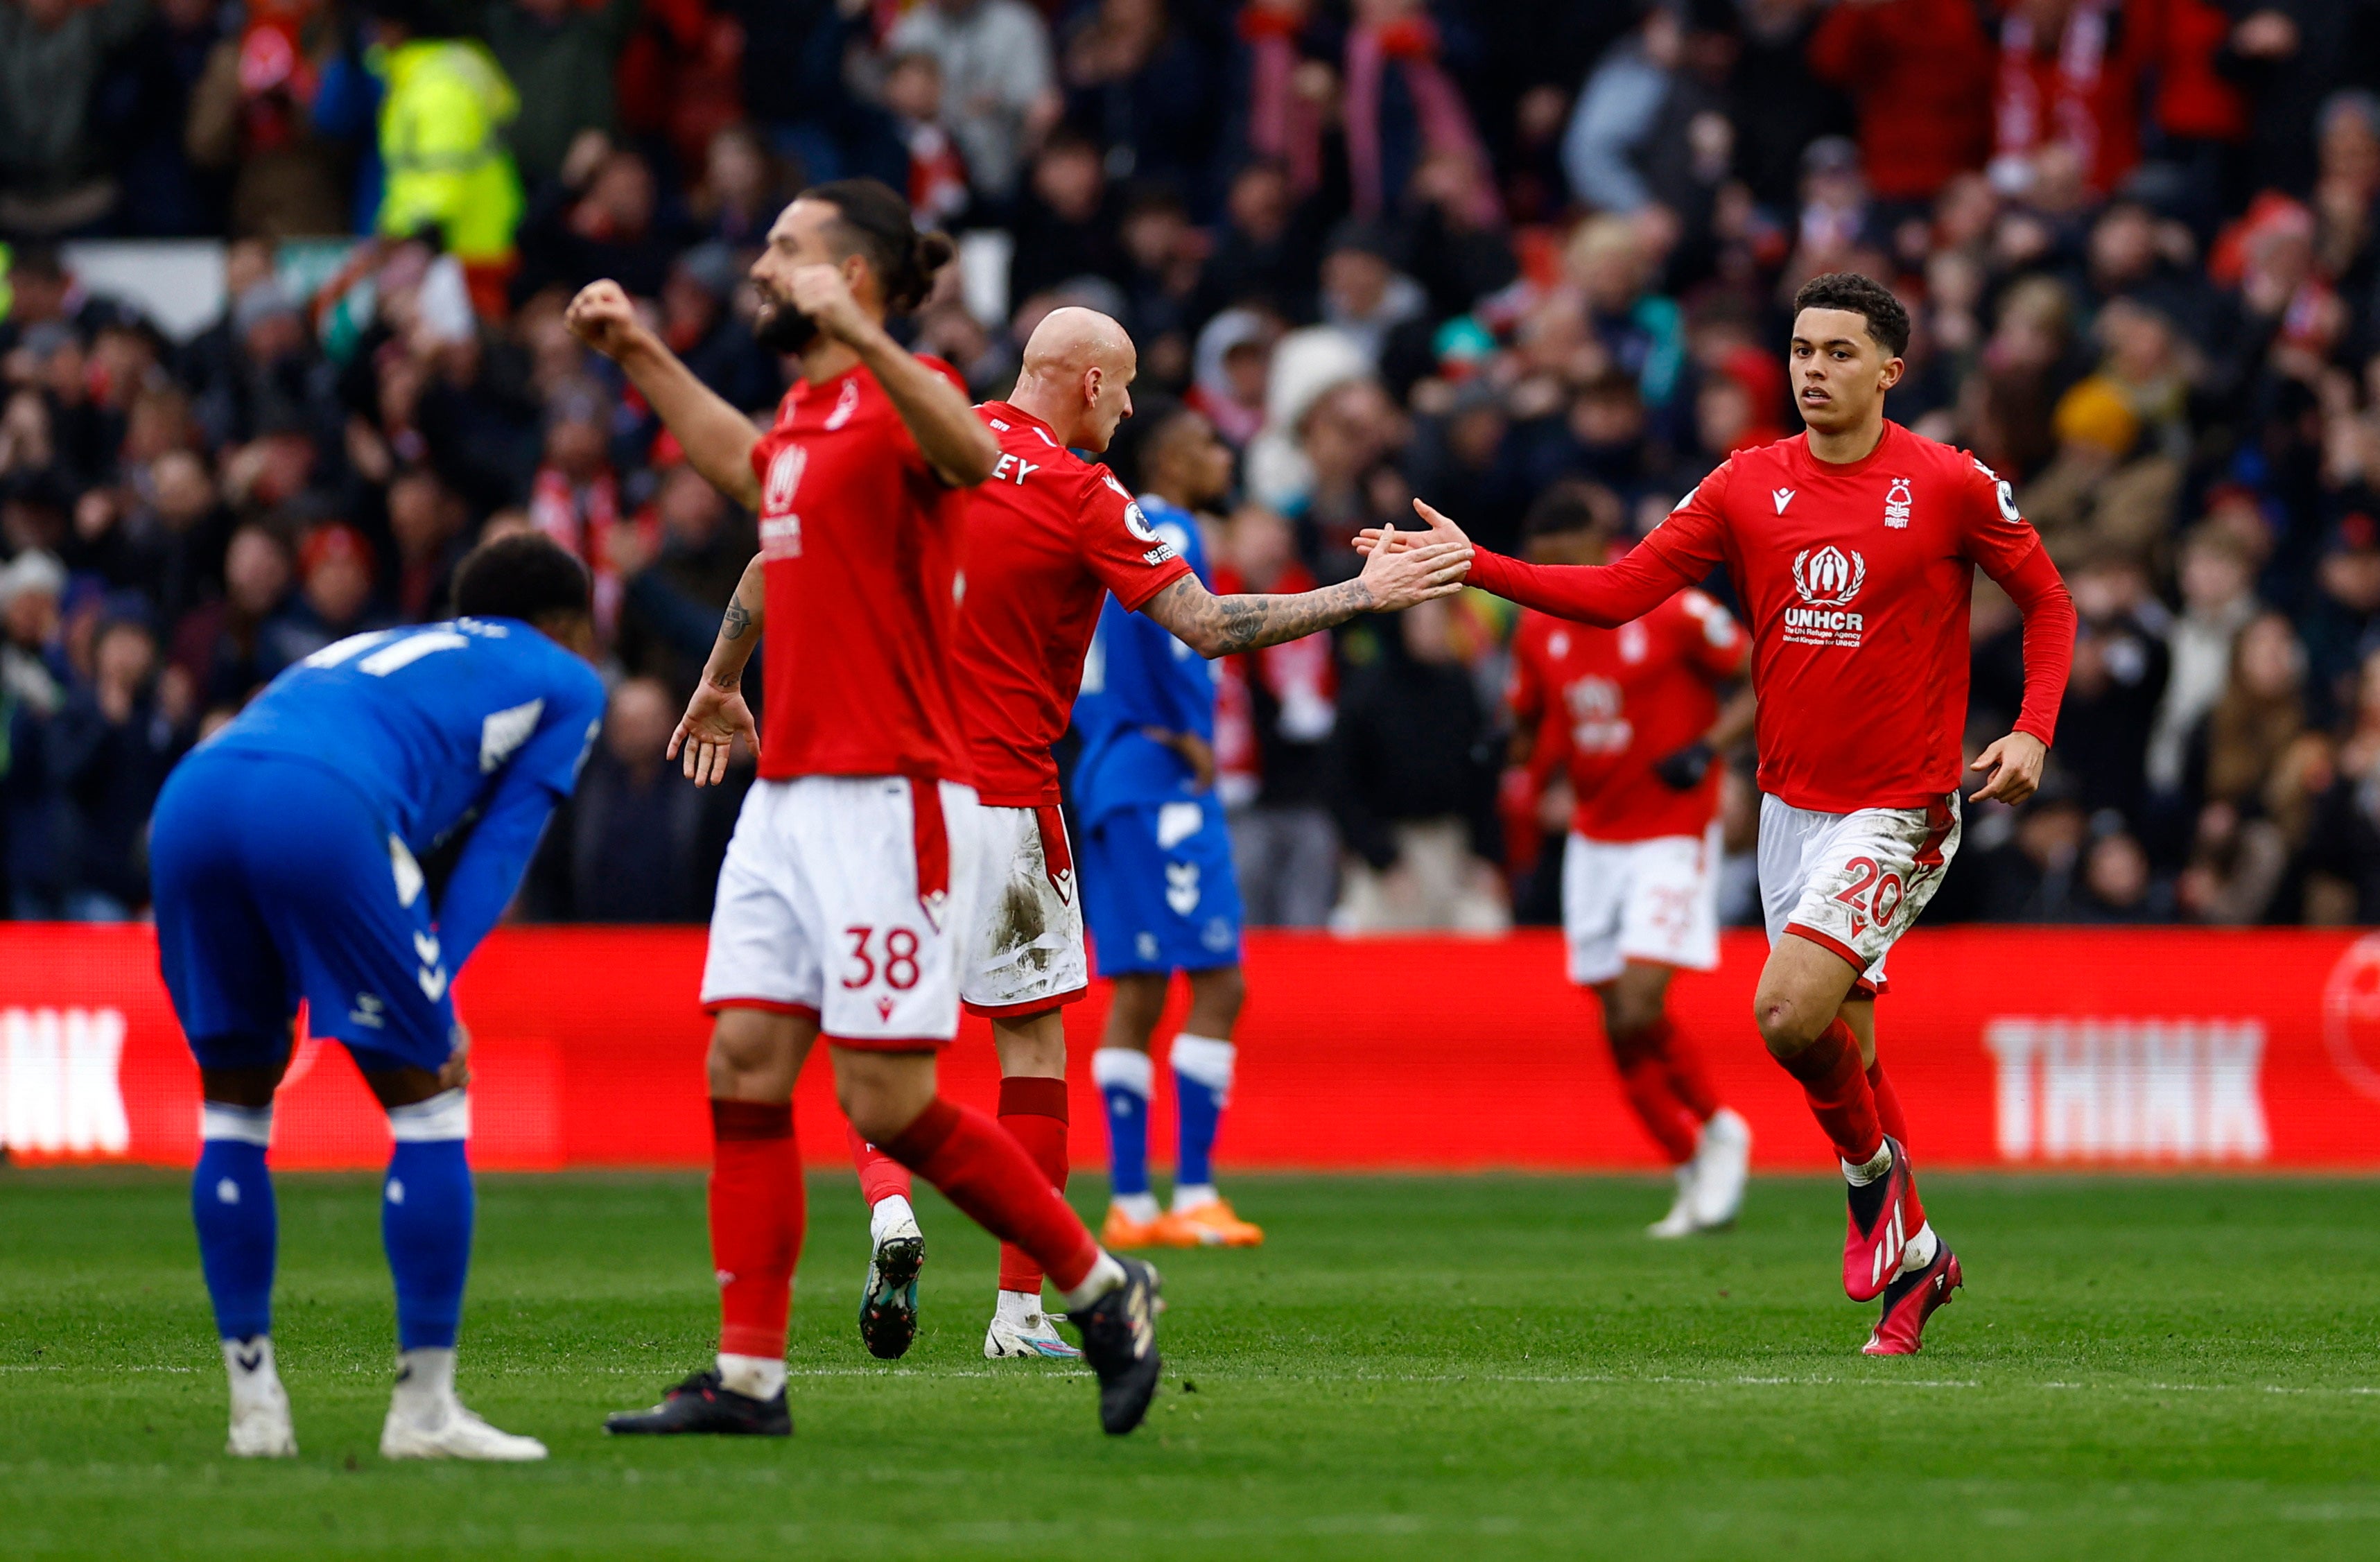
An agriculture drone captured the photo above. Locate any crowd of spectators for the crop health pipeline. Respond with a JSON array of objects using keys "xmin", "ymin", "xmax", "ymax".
[{"xmin": 3, "ymin": 0, "xmax": 2380, "ymax": 932}]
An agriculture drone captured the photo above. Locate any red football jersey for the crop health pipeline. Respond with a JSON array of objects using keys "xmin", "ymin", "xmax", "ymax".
[
  {"xmin": 1508, "ymin": 589, "xmax": 1748, "ymax": 842},
  {"xmin": 746, "ymin": 357, "xmax": 973, "ymax": 783},
  {"xmin": 1644, "ymin": 422, "xmax": 2047, "ymax": 813},
  {"xmin": 950, "ymin": 402, "xmax": 1193, "ymax": 806}
]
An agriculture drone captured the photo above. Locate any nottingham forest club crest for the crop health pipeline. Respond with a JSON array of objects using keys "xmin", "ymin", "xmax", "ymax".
[{"xmin": 1783, "ymin": 544, "xmax": 1866, "ymax": 649}]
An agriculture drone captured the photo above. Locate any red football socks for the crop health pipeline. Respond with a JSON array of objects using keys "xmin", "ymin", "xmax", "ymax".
[
  {"xmin": 1651, "ymin": 1017, "xmax": 1721, "ymax": 1122},
  {"xmin": 1867, "ymin": 1059, "xmax": 1911, "ymax": 1151},
  {"xmin": 1777, "ymin": 1018, "xmax": 1884, "ymax": 1166},
  {"xmin": 880, "ymin": 1095, "xmax": 1099, "ymax": 1294},
  {"xmin": 994, "ymin": 1076, "xmax": 1070, "ymax": 1294},
  {"xmin": 709, "ymin": 1099, "xmax": 806, "ymax": 1360},
  {"xmin": 1609, "ymin": 1025, "xmax": 1698, "ymax": 1164},
  {"xmin": 846, "ymin": 1118, "xmax": 912, "ymax": 1206}
]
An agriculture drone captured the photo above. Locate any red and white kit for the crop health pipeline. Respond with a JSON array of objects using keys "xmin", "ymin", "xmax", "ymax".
[
  {"xmin": 1508, "ymin": 589, "xmax": 1748, "ymax": 985},
  {"xmin": 1471, "ymin": 422, "xmax": 2074, "ymax": 985},
  {"xmin": 698, "ymin": 358, "xmax": 986, "ymax": 1043},
  {"xmin": 949, "ymin": 401, "xmax": 1191, "ymax": 1016}
]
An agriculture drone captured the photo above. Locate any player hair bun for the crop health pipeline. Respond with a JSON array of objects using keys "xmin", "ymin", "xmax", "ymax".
[{"xmin": 804, "ymin": 177, "xmax": 953, "ymax": 317}]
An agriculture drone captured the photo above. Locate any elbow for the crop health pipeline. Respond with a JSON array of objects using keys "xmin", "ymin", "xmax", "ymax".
[
  {"xmin": 1188, "ymin": 626, "xmax": 1230, "ymax": 660},
  {"xmin": 949, "ymin": 426, "xmax": 1000, "ymax": 487}
]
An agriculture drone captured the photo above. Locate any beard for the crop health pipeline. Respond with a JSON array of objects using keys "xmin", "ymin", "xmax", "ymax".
[{"xmin": 752, "ymin": 297, "xmax": 817, "ymax": 354}]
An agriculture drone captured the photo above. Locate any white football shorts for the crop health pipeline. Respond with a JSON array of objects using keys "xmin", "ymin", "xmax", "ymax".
[
  {"xmin": 1757, "ymin": 791, "xmax": 1961, "ymax": 997},
  {"xmin": 700, "ymin": 774, "xmax": 984, "ymax": 1045},
  {"xmin": 963, "ymin": 803, "xmax": 1088, "ymax": 1018},
  {"xmin": 1561, "ymin": 824, "xmax": 1723, "ymax": 987}
]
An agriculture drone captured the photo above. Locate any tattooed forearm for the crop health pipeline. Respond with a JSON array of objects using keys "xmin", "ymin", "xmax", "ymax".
[
  {"xmin": 1147, "ymin": 577, "xmax": 1375, "ymax": 658},
  {"xmin": 721, "ymin": 598, "xmax": 753, "ymax": 640}
]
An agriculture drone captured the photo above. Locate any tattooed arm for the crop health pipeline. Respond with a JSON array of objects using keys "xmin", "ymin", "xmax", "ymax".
[
  {"xmin": 667, "ymin": 553, "xmax": 766, "ymax": 786},
  {"xmin": 1139, "ymin": 520, "xmax": 1474, "ymax": 658}
]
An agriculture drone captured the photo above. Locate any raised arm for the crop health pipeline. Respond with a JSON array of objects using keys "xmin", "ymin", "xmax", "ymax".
[
  {"xmin": 788, "ymin": 266, "xmax": 998, "ymax": 486},
  {"xmin": 1140, "ymin": 517, "xmax": 1472, "ymax": 657},
  {"xmin": 566, "ymin": 280, "xmax": 763, "ymax": 509},
  {"xmin": 669, "ymin": 552, "xmax": 766, "ymax": 787}
]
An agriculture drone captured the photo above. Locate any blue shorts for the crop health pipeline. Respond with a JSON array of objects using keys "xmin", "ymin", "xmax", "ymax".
[
  {"xmin": 1081, "ymin": 796, "xmax": 1244, "ymax": 978},
  {"xmin": 150, "ymin": 749, "xmax": 458, "ymax": 1076}
]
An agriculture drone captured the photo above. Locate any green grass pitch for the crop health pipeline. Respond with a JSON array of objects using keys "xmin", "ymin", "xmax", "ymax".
[{"xmin": 4, "ymin": 1169, "xmax": 2378, "ymax": 1560}]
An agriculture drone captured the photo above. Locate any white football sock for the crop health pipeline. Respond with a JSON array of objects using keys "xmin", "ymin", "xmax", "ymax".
[
  {"xmin": 716, "ymin": 1352, "xmax": 785, "ymax": 1401},
  {"xmin": 1171, "ymin": 1183, "xmax": 1218, "ymax": 1213},
  {"xmin": 391, "ymin": 1346, "xmax": 456, "ymax": 1419},
  {"xmin": 1060, "ymin": 1251, "xmax": 1127, "ymax": 1313},
  {"xmin": 222, "ymin": 1335, "xmax": 281, "ymax": 1396},
  {"xmin": 1900, "ymin": 1222, "xmax": 1940, "ymax": 1276},
  {"xmin": 870, "ymin": 1193, "xmax": 917, "ymax": 1243},
  {"xmin": 993, "ymin": 1289, "xmax": 1045, "ymax": 1324},
  {"xmin": 1112, "ymin": 1192, "xmax": 1161, "ymax": 1223},
  {"xmin": 1842, "ymin": 1143, "xmax": 1893, "ymax": 1186}
]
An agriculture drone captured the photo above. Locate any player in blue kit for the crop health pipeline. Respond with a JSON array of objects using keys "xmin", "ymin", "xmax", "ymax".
[
  {"xmin": 148, "ymin": 533, "xmax": 605, "ymax": 1462},
  {"xmin": 1075, "ymin": 404, "xmax": 1262, "ymax": 1249}
]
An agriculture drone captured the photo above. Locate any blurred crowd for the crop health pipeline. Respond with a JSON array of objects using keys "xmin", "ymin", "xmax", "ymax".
[{"xmin": 3, "ymin": 0, "xmax": 2380, "ymax": 932}]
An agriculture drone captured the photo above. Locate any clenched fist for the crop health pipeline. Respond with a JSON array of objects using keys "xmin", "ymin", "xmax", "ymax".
[
  {"xmin": 784, "ymin": 263, "xmax": 872, "ymax": 347},
  {"xmin": 564, "ymin": 279, "xmax": 646, "ymax": 361}
]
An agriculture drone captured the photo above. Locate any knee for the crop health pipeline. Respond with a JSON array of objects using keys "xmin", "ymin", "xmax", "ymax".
[
  {"xmin": 706, "ymin": 1011, "xmax": 791, "ymax": 1100},
  {"xmin": 1189, "ymin": 965, "xmax": 1246, "ymax": 1030},
  {"xmin": 1751, "ymin": 989, "xmax": 1825, "ymax": 1060}
]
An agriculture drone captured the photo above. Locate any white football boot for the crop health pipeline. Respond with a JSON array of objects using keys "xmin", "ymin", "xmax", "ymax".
[
  {"xmin": 1687, "ymin": 1107, "xmax": 1753, "ymax": 1230},
  {"xmin": 223, "ymin": 1336, "xmax": 297, "ymax": 1457},
  {"xmin": 379, "ymin": 1348, "xmax": 546, "ymax": 1461},
  {"xmin": 983, "ymin": 1290, "xmax": 1082, "ymax": 1360},
  {"xmin": 1646, "ymin": 1165, "xmax": 1700, "ymax": 1238}
]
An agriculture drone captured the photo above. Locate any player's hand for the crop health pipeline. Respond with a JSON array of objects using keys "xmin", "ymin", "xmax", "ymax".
[
  {"xmin": 787, "ymin": 263, "xmax": 871, "ymax": 346},
  {"xmin": 1653, "ymin": 740, "xmax": 1716, "ymax": 792},
  {"xmin": 1969, "ymin": 730, "xmax": 2047, "ymax": 806},
  {"xmin": 437, "ymin": 1023, "xmax": 471, "ymax": 1092},
  {"xmin": 1143, "ymin": 726, "xmax": 1217, "ymax": 791},
  {"xmin": 669, "ymin": 679, "xmax": 760, "ymax": 787},
  {"xmin": 564, "ymin": 280, "xmax": 645, "ymax": 361},
  {"xmin": 1354, "ymin": 497, "xmax": 1474, "ymax": 559},
  {"xmin": 1355, "ymin": 517, "xmax": 1472, "ymax": 611}
]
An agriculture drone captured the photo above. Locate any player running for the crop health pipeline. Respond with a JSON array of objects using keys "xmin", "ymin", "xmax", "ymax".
[
  {"xmin": 573, "ymin": 180, "xmax": 1147, "ymax": 1438},
  {"xmin": 1073, "ymin": 401, "xmax": 1266, "ymax": 1252},
  {"xmin": 758, "ymin": 311, "xmax": 1466, "ymax": 1360},
  {"xmin": 1375, "ymin": 272, "xmax": 2076, "ymax": 1354},
  {"xmin": 1504, "ymin": 483, "xmax": 1757, "ymax": 1238},
  {"xmin": 150, "ymin": 532, "xmax": 607, "ymax": 1461}
]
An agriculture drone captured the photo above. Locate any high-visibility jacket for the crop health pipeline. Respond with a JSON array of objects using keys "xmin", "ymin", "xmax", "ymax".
[{"xmin": 374, "ymin": 40, "xmax": 523, "ymax": 262}]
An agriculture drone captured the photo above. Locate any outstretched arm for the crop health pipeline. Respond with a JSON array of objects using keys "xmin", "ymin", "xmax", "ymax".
[
  {"xmin": 669, "ymin": 553, "xmax": 766, "ymax": 786},
  {"xmin": 566, "ymin": 280, "xmax": 763, "ymax": 510},
  {"xmin": 1363, "ymin": 500, "xmax": 1698, "ymax": 629},
  {"xmin": 1141, "ymin": 517, "xmax": 1472, "ymax": 657}
]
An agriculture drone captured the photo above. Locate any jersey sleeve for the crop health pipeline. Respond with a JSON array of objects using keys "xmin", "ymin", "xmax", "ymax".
[
  {"xmin": 1675, "ymin": 589, "xmax": 1750, "ymax": 680},
  {"xmin": 1081, "ymin": 466, "xmax": 1192, "ymax": 610},
  {"xmin": 1954, "ymin": 451, "xmax": 2076, "ymax": 747},
  {"xmin": 431, "ymin": 659, "xmax": 605, "ymax": 970},
  {"xmin": 1635, "ymin": 458, "xmax": 1735, "ymax": 582}
]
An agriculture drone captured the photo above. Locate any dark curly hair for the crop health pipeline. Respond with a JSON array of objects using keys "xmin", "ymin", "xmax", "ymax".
[
  {"xmin": 802, "ymin": 177, "xmax": 956, "ymax": 315},
  {"xmin": 451, "ymin": 532, "xmax": 591, "ymax": 625},
  {"xmin": 1791, "ymin": 272, "xmax": 1911, "ymax": 359}
]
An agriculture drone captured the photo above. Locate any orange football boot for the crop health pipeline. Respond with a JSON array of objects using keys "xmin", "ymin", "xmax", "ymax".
[
  {"xmin": 1100, "ymin": 1203, "xmax": 1172, "ymax": 1250},
  {"xmin": 1153, "ymin": 1199, "xmax": 1265, "ymax": 1248}
]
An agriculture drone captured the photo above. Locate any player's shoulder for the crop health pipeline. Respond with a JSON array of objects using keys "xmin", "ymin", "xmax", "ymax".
[
  {"xmin": 1892, "ymin": 422, "xmax": 1993, "ymax": 484},
  {"xmin": 460, "ymin": 616, "xmax": 604, "ymax": 704}
]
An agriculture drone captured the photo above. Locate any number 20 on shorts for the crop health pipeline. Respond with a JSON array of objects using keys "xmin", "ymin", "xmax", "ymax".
[{"xmin": 1832, "ymin": 856, "xmax": 1902, "ymax": 937}]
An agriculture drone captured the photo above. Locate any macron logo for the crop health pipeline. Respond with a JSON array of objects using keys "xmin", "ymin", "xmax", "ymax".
[{"xmin": 1773, "ymin": 488, "xmax": 1796, "ymax": 514}]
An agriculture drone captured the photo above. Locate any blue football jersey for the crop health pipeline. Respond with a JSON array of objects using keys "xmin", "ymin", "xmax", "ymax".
[
  {"xmin": 209, "ymin": 616, "xmax": 605, "ymax": 858},
  {"xmin": 1074, "ymin": 496, "xmax": 1215, "ymax": 823}
]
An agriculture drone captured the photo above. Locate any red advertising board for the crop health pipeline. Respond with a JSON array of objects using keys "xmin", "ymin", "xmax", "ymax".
[{"xmin": 6, "ymin": 924, "xmax": 2380, "ymax": 1172}]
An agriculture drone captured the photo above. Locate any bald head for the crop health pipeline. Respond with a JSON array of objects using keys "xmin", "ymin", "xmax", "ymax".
[{"xmin": 1011, "ymin": 307, "xmax": 1138, "ymax": 453}]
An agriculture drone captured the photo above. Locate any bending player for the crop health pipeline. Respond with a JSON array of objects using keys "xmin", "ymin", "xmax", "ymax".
[
  {"xmin": 1074, "ymin": 401, "xmax": 1264, "ymax": 1251},
  {"xmin": 149, "ymin": 533, "xmax": 607, "ymax": 1461},
  {"xmin": 575, "ymin": 180, "xmax": 1152, "ymax": 1438},
  {"xmin": 663, "ymin": 310, "xmax": 1467, "ymax": 1361},
  {"xmin": 1373, "ymin": 272, "xmax": 2076, "ymax": 1353},
  {"xmin": 1504, "ymin": 483, "xmax": 1756, "ymax": 1237}
]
